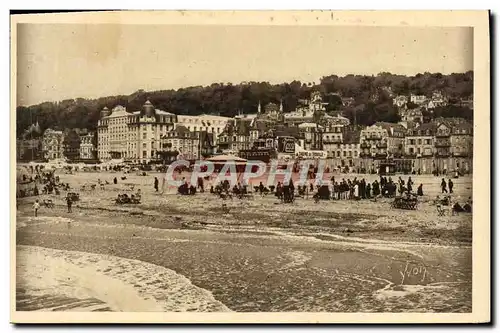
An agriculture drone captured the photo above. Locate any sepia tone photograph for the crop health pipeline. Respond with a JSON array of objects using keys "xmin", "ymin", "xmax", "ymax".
[{"xmin": 10, "ymin": 10, "xmax": 490, "ymax": 324}]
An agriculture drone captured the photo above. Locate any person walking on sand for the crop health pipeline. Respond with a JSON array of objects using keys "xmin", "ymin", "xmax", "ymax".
[
  {"xmin": 66, "ymin": 195, "xmax": 73, "ymax": 213},
  {"xmin": 154, "ymin": 177, "xmax": 159, "ymax": 192},
  {"xmin": 448, "ymin": 179, "xmax": 454, "ymax": 194},
  {"xmin": 441, "ymin": 178, "xmax": 448, "ymax": 193},
  {"xmin": 417, "ymin": 184, "xmax": 424, "ymax": 196},
  {"xmin": 33, "ymin": 199, "xmax": 40, "ymax": 217}
]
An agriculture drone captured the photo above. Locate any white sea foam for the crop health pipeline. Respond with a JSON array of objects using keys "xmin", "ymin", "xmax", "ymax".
[{"xmin": 17, "ymin": 245, "xmax": 231, "ymax": 312}]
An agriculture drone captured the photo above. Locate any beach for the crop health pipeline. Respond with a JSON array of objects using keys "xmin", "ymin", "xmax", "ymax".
[{"xmin": 16, "ymin": 170, "xmax": 473, "ymax": 312}]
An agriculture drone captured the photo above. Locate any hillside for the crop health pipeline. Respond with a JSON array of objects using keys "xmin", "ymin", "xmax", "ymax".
[{"xmin": 16, "ymin": 71, "xmax": 473, "ymax": 138}]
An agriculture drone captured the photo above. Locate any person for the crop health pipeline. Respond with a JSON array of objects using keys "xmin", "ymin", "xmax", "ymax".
[
  {"xmin": 197, "ymin": 177, "xmax": 204, "ymax": 193},
  {"xmin": 154, "ymin": 177, "xmax": 159, "ymax": 192},
  {"xmin": 33, "ymin": 199, "xmax": 40, "ymax": 217},
  {"xmin": 464, "ymin": 197, "xmax": 472, "ymax": 213},
  {"xmin": 353, "ymin": 182, "xmax": 359, "ymax": 200},
  {"xmin": 448, "ymin": 179, "xmax": 454, "ymax": 194},
  {"xmin": 407, "ymin": 177, "xmax": 413, "ymax": 193},
  {"xmin": 417, "ymin": 184, "xmax": 424, "ymax": 196},
  {"xmin": 441, "ymin": 178, "xmax": 448, "ymax": 193},
  {"xmin": 113, "ymin": 177, "xmax": 117, "ymax": 185},
  {"xmin": 66, "ymin": 195, "xmax": 73, "ymax": 213}
]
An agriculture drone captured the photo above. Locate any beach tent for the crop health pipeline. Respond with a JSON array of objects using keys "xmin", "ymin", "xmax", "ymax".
[{"xmin": 206, "ymin": 155, "xmax": 250, "ymax": 185}]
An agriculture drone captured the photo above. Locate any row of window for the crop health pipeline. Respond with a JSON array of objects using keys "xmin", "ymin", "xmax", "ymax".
[{"xmin": 407, "ymin": 139, "xmax": 433, "ymax": 145}]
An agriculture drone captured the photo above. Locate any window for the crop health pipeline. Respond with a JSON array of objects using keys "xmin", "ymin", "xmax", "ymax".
[
  {"xmin": 142, "ymin": 151, "xmax": 147, "ymax": 158},
  {"xmin": 417, "ymin": 148, "xmax": 421, "ymax": 154},
  {"xmin": 142, "ymin": 133, "xmax": 147, "ymax": 139},
  {"xmin": 143, "ymin": 143, "xmax": 147, "ymax": 148},
  {"xmin": 409, "ymin": 147, "xmax": 414, "ymax": 154},
  {"xmin": 417, "ymin": 139, "xmax": 422, "ymax": 145},
  {"xmin": 343, "ymin": 151, "xmax": 346, "ymax": 157}
]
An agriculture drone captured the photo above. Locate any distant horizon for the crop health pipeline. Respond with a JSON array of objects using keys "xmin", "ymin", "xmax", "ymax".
[{"xmin": 16, "ymin": 24, "xmax": 473, "ymax": 107}]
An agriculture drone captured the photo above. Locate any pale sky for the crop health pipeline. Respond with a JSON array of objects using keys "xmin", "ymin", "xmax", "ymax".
[{"xmin": 16, "ymin": 24, "xmax": 473, "ymax": 106}]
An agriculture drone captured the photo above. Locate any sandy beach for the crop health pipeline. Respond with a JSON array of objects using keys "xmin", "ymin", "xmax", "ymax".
[{"xmin": 16, "ymin": 170, "xmax": 472, "ymax": 312}]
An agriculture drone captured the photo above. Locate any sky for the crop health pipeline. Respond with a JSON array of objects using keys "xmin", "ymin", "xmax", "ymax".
[{"xmin": 16, "ymin": 24, "xmax": 473, "ymax": 106}]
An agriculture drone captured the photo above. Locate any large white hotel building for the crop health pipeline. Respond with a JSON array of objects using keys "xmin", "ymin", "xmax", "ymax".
[{"xmin": 97, "ymin": 101, "xmax": 230, "ymax": 163}]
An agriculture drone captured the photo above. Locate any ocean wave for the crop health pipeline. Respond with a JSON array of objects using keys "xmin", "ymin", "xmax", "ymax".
[{"xmin": 16, "ymin": 245, "xmax": 231, "ymax": 312}]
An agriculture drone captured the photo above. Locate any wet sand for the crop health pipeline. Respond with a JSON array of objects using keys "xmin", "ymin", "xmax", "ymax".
[{"xmin": 15, "ymin": 171, "xmax": 472, "ymax": 312}]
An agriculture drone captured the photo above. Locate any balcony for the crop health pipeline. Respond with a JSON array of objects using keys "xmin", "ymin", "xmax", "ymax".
[
  {"xmin": 360, "ymin": 142, "xmax": 371, "ymax": 149},
  {"xmin": 435, "ymin": 131, "xmax": 450, "ymax": 138},
  {"xmin": 376, "ymin": 142, "xmax": 388, "ymax": 148},
  {"xmin": 435, "ymin": 151, "xmax": 450, "ymax": 158},
  {"xmin": 452, "ymin": 151, "xmax": 472, "ymax": 158},
  {"xmin": 435, "ymin": 141, "xmax": 451, "ymax": 148},
  {"xmin": 323, "ymin": 138, "xmax": 342, "ymax": 144}
]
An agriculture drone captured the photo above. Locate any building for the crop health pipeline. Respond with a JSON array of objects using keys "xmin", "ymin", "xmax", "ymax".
[
  {"xmin": 283, "ymin": 91, "xmax": 327, "ymax": 126},
  {"xmin": 433, "ymin": 120, "xmax": 473, "ymax": 174},
  {"xmin": 405, "ymin": 123, "xmax": 436, "ymax": 158},
  {"xmin": 297, "ymin": 123, "xmax": 323, "ymax": 151},
  {"xmin": 79, "ymin": 132, "xmax": 96, "ymax": 160},
  {"xmin": 16, "ymin": 139, "xmax": 42, "ymax": 161},
  {"xmin": 217, "ymin": 118, "xmax": 253, "ymax": 153},
  {"xmin": 322, "ymin": 115, "xmax": 350, "ymax": 158},
  {"xmin": 159, "ymin": 125, "xmax": 200, "ymax": 160},
  {"xmin": 176, "ymin": 114, "xmax": 231, "ymax": 142},
  {"xmin": 393, "ymin": 95, "xmax": 408, "ymax": 108},
  {"xmin": 374, "ymin": 122, "xmax": 406, "ymax": 157},
  {"xmin": 410, "ymin": 94, "xmax": 427, "ymax": 105},
  {"xmin": 97, "ymin": 101, "xmax": 177, "ymax": 163},
  {"xmin": 359, "ymin": 124, "xmax": 389, "ymax": 158},
  {"xmin": 400, "ymin": 108, "xmax": 424, "ymax": 123},
  {"xmin": 426, "ymin": 91, "xmax": 448, "ymax": 109},
  {"xmin": 450, "ymin": 122, "xmax": 473, "ymax": 158},
  {"xmin": 338, "ymin": 129, "xmax": 361, "ymax": 170},
  {"xmin": 41, "ymin": 128, "xmax": 64, "ymax": 160}
]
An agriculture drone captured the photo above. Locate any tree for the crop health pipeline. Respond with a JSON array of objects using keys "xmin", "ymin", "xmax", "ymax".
[
  {"xmin": 62, "ymin": 129, "xmax": 81, "ymax": 161},
  {"xmin": 16, "ymin": 71, "xmax": 473, "ymax": 136}
]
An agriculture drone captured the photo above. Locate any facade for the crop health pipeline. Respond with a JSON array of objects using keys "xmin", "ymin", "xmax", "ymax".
[
  {"xmin": 359, "ymin": 124, "xmax": 389, "ymax": 158},
  {"xmin": 283, "ymin": 91, "xmax": 326, "ymax": 126},
  {"xmin": 160, "ymin": 125, "xmax": 200, "ymax": 160},
  {"xmin": 410, "ymin": 94, "xmax": 427, "ymax": 105},
  {"xmin": 176, "ymin": 114, "xmax": 231, "ymax": 142},
  {"xmin": 450, "ymin": 123, "xmax": 473, "ymax": 158},
  {"xmin": 217, "ymin": 118, "xmax": 253, "ymax": 153},
  {"xmin": 80, "ymin": 132, "xmax": 96, "ymax": 160},
  {"xmin": 374, "ymin": 122, "xmax": 406, "ymax": 157},
  {"xmin": 433, "ymin": 121, "xmax": 473, "ymax": 173},
  {"xmin": 322, "ymin": 115, "xmax": 350, "ymax": 158},
  {"xmin": 41, "ymin": 128, "xmax": 64, "ymax": 160},
  {"xmin": 405, "ymin": 123, "xmax": 436, "ymax": 158},
  {"xmin": 16, "ymin": 139, "xmax": 42, "ymax": 161},
  {"xmin": 97, "ymin": 101, "xmax": 177, "ymax": 163},
  {"xmin": 393, "ymin": 95, "xmax": 408, "ymax": 108},
  {"xmin": 339, "ymin": 129, "xmax": 361, "ymax": 166},
  {"xmin": 297, "ymin": 123, "xmax": 323, "ymax": 151},
  {"xmin": 426, "ymin": 91, "xmax": 448, "ymax": 109},
  {"xmin": 400, "ymin": 108, "xmax": 424, "ymax": 123}
]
